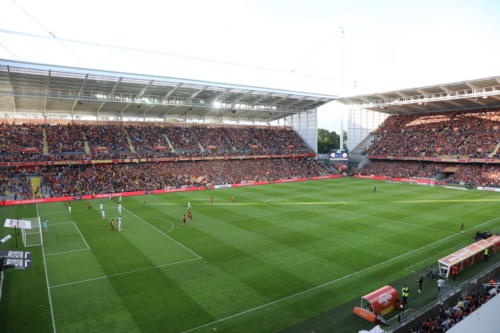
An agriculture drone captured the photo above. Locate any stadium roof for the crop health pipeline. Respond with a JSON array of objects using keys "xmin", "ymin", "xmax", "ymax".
[
  {"xmin": 337, "ymin": 76, "xmax": 500, "ymax": 115},
  {"xmin": 0, "ymin": 60, "xmax": 336, "ymax": 123}
]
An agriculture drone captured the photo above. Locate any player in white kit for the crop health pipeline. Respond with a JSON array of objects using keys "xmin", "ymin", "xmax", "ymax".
[
  {"xmin": 118, "ymin": 216, "xmax": 122, "ymax": 232},
  {"xmin": 101, "ymin": 210, "xmax": 105, "ymax": 220},
  {"xmin": 100, "ymin": 203, "xmax": 103, "ymax": 211},
  {"xmin": 188, "ymin": 201, "xmax": 192, "ymax": 210},
  {"xmin": 118, "ymin": 204, "xmax": 122, "ymax": 214},
  {"xmin": 68, "ymin": 203, "xmax": 72, "ymax": 214},
  {"xmin": 119, "ymin": 195, "xmax": 122, "ymax": 203}
]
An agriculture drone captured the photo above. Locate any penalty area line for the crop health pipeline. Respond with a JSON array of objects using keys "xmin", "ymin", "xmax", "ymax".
[
  {"xmin": 123, "ymin": 208, "xmax": 202, "ymax": 259},
  {"xmin": 181, "ymin": 226, "xmax": 468, "ymax": 333}
]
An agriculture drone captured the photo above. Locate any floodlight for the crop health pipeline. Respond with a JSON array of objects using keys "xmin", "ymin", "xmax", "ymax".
[
  {"xmin": 418, "ymin": 102, "xmax": 422, "ymax": 105},
  {"xmin": 483, "ymin": 96, "xmax": 487, "ymax": 99},
  {"xmin": 214, "ymin": 101, "xmax": 221, "ymax": 108}
]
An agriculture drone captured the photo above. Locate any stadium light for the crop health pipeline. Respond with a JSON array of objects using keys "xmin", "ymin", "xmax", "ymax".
[
  {"xmin": 214, "ymin": 101, "xmax": 221, "ymax": 108},
  {"xmin": 483, "ymin": 96, "xmax": 487, "ymax": 99}
]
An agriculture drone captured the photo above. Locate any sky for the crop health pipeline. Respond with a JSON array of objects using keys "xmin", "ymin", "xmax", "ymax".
[{"xmin": 1, "ymin": 0, "xmax": 500, "ymax": 133}]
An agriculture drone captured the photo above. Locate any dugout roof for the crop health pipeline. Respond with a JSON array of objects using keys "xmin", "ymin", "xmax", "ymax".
[
  {"xmin": 337, "ymin": 76, "xmax": 500, "ymax": 115},
  {"xmin": 0, "ymin": 60, "xmax": 336, "ymax": 123}
]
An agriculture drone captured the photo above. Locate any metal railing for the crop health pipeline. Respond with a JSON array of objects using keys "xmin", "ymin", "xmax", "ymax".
[{"xmin": 386, "ymin": 260, "xmax": 500, "ymax": 332}]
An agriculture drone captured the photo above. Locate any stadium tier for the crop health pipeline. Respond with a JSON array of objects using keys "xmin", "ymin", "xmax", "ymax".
[
  {"xmin": 354, "ymin": 108, "xmax": 500, "ymax": 187},
  {"xmin": 0, "ymin": 121, "xmax": 331, "ymax": 200},
  {"xmin": 0, "ymin": 121, "xmax": 314, "ymax": 163}
]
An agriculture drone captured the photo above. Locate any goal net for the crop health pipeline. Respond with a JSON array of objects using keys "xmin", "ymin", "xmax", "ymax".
[
  {"xmin": 21, "ymin": 217, "xmax": 42, "ymax": 247},
  {"xmin": 409, "ymin": 177, "xmax": 437, "ymax": 186}
]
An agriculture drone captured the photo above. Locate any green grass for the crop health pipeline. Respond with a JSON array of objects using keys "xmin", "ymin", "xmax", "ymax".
[{"xmin": 1, "ymin": 178, "xmax": 500, "ymax": 333}]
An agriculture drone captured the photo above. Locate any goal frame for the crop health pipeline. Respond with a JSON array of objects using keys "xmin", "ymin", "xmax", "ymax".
[{"xmin": 21, "ymin": 217, "xmax": 43, "ymax": 247}]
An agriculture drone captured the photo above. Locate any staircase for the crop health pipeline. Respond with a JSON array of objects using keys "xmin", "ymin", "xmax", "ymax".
[
  {"xmin": 349, "ymin": 132, "xmax": 376, "ymax": 168},
  {"xmin": 82, "ymin": 132, "xmax": 91, "ymax": 155},
  {"xmin": 488, "ymin": 142, "xmax": 500, "ymax": 157},
  {"xmin": 42, "ymin": 129, "xmax": 49, "ymax": 156},
  {"xmin": 125, "ymin": 131, "xmax": 136, "ymax": 153},
  {"xmin": 164, "ymin": 134, "xmax": 175, "ymax": 153}
]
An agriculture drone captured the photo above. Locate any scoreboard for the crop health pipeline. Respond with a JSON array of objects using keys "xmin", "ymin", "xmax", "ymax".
[{"xmin": 330, "ymin": 149, "xmax": 348, "ymax": 159}]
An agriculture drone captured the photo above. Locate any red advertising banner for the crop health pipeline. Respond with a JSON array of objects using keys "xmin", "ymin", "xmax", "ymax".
[
  {"xmin": 287, "ymin": 145, "xmax": 296, "ymax": 149},
  {"xmin": 19, "ymin": 147, "xmax": 41, "ymax": 153},
  {"xmin": 92, "ymin": 147, "xmax": 110, "ymax": 151},
  {"xmin": 250, "ymin": 145, "xmax": 260, "ymax": 149},
  {"xmin": 153, "ymin": 146, "xmax": 169, "ymax": 150}
]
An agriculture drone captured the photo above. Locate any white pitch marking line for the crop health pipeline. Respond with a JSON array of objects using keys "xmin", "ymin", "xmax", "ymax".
[
  {"xmin": 181, "ymin": 215, "xmax": 500, "ymax": 333},
  {"xmin": 123, "ymin": 208, "xmax": 201, "ymax": 259},
  {"xmin": 45, "ymin": 248, "xmax": 90, "ymax": 256},
  {"xmin": 141, "ymin": 216, "xmax": 175, "ymax": 234},
  {"xmin": 50, "ymin": 222, "xmax": 75, "ymax": 225},
  {"xmin": 50, "ymin": 257, "xmax": 201, "ymax": 289},
  {"xmin": 37, "ymin": 203, "xmax": 57, "ymax": 333},
  {"xmin": 72, "ymin": 222, "xmax": 90, "ymax": 250}
]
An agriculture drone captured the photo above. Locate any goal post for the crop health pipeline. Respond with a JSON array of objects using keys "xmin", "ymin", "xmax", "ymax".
[
  {"xmin": 21, "ymin": 217, "xmax": 42, "ymax": 247},
  {"xmin": 409, "ymin": 177, "xmax": 437, "ymax": 186}
]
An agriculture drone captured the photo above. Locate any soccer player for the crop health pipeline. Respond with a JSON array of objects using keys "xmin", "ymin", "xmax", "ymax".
[
  {"xmin": 88, "ymin": 202, "xmax": 92, "ymax": 210},
  {"xmin": 182, "ymin": 215, "xmax": 186, "ymax": 226},
  {"xmin": 102, "ymin": 210, "xmax": 106, "ymax": 220},
  {"xmin": 42, "ymin": 219, "xmax": 48, "ymax": 232},
  {"xmin": 68, "ymin": 203, "xmax": 72, "ymax": 214},
  {"xmin": 109, "ymin": 193, "xmax": 113, "ymax": 201},
  {"xmin": 231, "ymin": 195, "xmax": 235, "ymax": 203},
  {"xmin": 118, "ymin": 204, "xmax": 122, "ymax": 214},
  {"xmin": 373, "ymin": 186, "xmax": 377, "ymax": 192},
  {"xmin": 210, "ymin": 197, "xmax": 214, "ymax": 205},
  {"xmin": 188, "ymin": 210, "xmax": 192, "ymax": 222},
  {"xmin": 110, "ymin": 219, "xmax": 115, "ymax": 231},
  {"xmin": 118, "ymin": 216, "xmax": 122, "ymax": 232},
  {"xmin": 119, "ymin": 195, "xmax": 122, "ymax": 203},
  {"xmin": 461, "ymin": 222, "xmax": 464, "ymax": 234},
  {"xmin": 144, "ymin": 197, "xmax": 147, "ymax": 205},
  {"xmin": 100, "ymin": 203, "xmax": 103, "ymax": 211},
  {"xmin": 188, "ymin": 201, "xmax": 192, "ymax": 210}
]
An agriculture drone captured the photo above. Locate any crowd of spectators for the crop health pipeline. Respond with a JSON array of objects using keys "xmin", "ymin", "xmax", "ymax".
[
  {"xmin": 125, "ymin": 125, "xmax": 169, "ymax": 151},
  {"xmin": 352, "ymin": 161, "xmax": 447, "ymax": 179},
  {"xmin": 157, "ymin": 126, "xmax": 199, "ymax": 150},
  {"xmin": 448, "ymin": 164, "xmax": 500, "ymax": 187},
  {"xmin": 0, "ymin": 123, "xmax": 313, "ymax": 163},
  {"xmin": 408, "ymin": 288, "xmax": 497, "ymax": 332},
  {"xmin": 41, "ymin": 158, "xmax": 330, "ymax": 196},
  {"xmin": 0, "ymin": 123, "xmax": 45, "ymax": 154},
  {"xmin": 46, "ymin": 123, "xmax": 85, "ymax": 153},
  {"xmin": 368, "ymin": 108, "xmax": 500, "ymax": 158},
  {"xmin": 193, "ymin": 127, "xmax": 232, "ymax": 149},
  {"xmin": 83, "ymin": 124, "xmax": 130, "ymax": 152}
]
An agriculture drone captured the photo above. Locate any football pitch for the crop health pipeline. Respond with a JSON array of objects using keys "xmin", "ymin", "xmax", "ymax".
[{"xmin": 2, "ymin": 177, "xmax": 500, "ymax": 333}]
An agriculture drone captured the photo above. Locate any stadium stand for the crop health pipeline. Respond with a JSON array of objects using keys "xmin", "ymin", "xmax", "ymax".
[{"xmin": 355, "ymin": 108, "xmax": 500, "ymax": 186}]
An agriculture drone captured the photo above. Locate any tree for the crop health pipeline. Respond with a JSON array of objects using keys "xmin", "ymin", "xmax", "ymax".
[{"xmin": 317, "ymin": 128, "xmax": 340, "ymax": 153}]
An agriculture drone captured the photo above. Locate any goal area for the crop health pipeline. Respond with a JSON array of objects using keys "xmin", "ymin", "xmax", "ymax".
[{"xmin": 409, "ymin": 177, "xmax": 438, "ymax": 186}]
